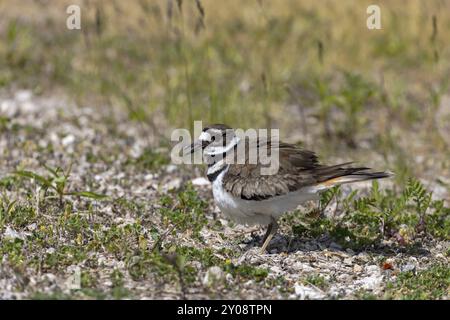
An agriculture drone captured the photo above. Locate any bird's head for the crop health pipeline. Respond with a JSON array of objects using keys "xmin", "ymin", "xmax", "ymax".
[{"xmin": 185, "ymin": 124, "xmax": 239, "ymax": 157}]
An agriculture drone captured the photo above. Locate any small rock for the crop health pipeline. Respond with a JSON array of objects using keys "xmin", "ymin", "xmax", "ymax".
[
  {"xmin": 294, "ymin": 284, "xmax": 325, "ymax": 300},
  {"xmin": 336, "ymin": 273, "xmax": 351, "ymax": 281},
  {"xmin": 270, "ymin": 266, "xmax": 283, "ymax": 276},
  {"xmin": 408, "ymin": 257, "xmax": 418, "ymax": 263},
  {"xmin": 244, "ymin": 280, "xmax": 254, "ymax": 287},
  {"xmin": 346, "ymin": 248, "xmax": 355, "ymax": 255},
  {"xmin": 400, "ymin": 263, "xmax": 416, "ymax": 273},
  {"xmin": 202, "ymin": 266, "xmax": 224, "ymax": 287},
  {"xmin": 165, "ymin": 164, "xmax": 178, "ymax": 173},
  {"xmin": 0, "ymin": 100, "xmax": 18, "ymax": 117},
  {"xmin": 353, "ymin": 264, "xmax": 363, "ymax": 273},
  {"xmin": 435, "ymin": 253, "xmax": 446, "ymax": 261},
  {"xmin": 357, "ymin": 274, "xmax": 383, "ymax": 290},
  {"xmin": 21, "ymin": 101, "xmax": 37, "ymax": 113},
  {"xmin": 192, "ymin": 177, "xmax": 210, "ymax": 186},
  {"xmin": 27, "ymin": 223, "xmax": 37, "ymax": 231},
  {"xmin": 4, "ymin": 227, "xmax": 29, "ymax": 240},
  {"xmin": 431, "ymin": 184, "xmax": 448, "ymax": 201},
  {"xmin": 144, "ymin": 174, "xmax": 155, "ymax": 180},
  {"xmin": 163, "ymin": 177, "xmax": 182, "ymax": 191},
  {"xmin": 15, "ymin": 90, "xmax": 32, "ymax": 102},
  {"xmin": 366, "ymin": 265, "xmax": 379, "ymax": 273},
  {"xmin": 343, "ymin": 258, "xmax": 353, "ymax": 265},
  {"xmin": 43, "ymin": 273, "xmax": 57, "ymax": 282},
  {"xmin": 293, "ymin": 262, "xmax": 315, "ymax": 272},
  {"xmin": 62, "ymin": 134, "xmax": 75, "ymax": 146}
]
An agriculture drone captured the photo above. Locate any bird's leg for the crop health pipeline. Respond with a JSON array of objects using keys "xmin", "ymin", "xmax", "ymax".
[
  {"xmin": 260, "ymin": 217, "xmax": 279, "ymax": 253},
  {"xmin": 261, "ymin": 223, "xmax": 273, "ymax": 245}
]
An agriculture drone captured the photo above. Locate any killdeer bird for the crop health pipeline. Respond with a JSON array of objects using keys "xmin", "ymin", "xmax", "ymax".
[{"xmin": 186, "ymin": 124, "xmax": 391, "ymax": 253}]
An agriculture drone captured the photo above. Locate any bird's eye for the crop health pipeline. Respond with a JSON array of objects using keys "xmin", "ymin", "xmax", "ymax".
[{"xmin": 211, "ymin": 136, "xmax": 215, "ymax": 141}]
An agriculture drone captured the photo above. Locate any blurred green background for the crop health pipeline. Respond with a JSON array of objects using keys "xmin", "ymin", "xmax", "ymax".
[{"xmin": 1, "ymin": 0, "xmax": 449, "ymax": 180}]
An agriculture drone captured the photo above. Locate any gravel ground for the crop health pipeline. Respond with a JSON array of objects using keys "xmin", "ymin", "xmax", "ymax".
[{"xmin": 0, "ymin": 89, "xmax": 448, "ymax": 299}]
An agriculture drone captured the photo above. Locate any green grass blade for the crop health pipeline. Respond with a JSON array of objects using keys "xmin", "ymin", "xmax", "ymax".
[
  {"xmin": 67, "ymin": 191, "xmax": 108, "ymax": 200},
  {"xmin": 14, "ymin": 170, "xmax": 56, "ymax": 190}
]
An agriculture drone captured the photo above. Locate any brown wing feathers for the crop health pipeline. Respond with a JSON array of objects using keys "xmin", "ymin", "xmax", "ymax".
[
  {"xmin": 316, "ymin": 167, "xmax": 392, "ymax": 186},
  {"xmin": 222, "ymin": 140, "xmax": 389, "ymax": 201}
]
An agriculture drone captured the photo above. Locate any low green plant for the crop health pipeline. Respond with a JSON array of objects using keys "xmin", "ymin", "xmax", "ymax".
[
  {"xmin": 0, "ymin": 238, "xmax": 25, "ymax": 268},
  {"xmin": 305, "ymin": 274, "xmax": 329, "ymax": 290},
  {"xmin": 224, "ymin": 264, "xmax": 269, "ymax": 282},
  {"xmin": 334, "ymin": 72, "xmax": 376, "ymax": 147},
  {"xmin": 159, "ymin": 183, "xmax": 209, "ymax": 240},
  {"xmin": 312, "ymin": 72, "xmax": 377, "ymax": 147},
  {"xmin": 14, "ymin": 164, "xmax": 107, "ymax": 206},
  {"xmin": 110, "ymin": 269, "xmax": 130, "ymax": 299},
  {"xmin": 294, "ymin": 178, "xmax": 449, "ymax": 249},
  {"xmin": 0, "ymin": 193, "xmax": 17, "ymax": 229},
  {"xmin": 385, "ymin": 264, "xmax": 450, "ymax": 300},
  {"xmin": 0, "ymin": 199, "xmax": 35, "ymax": 230},
  {"xmin": 0, "ymin": 175, "xmax": 20, "ymax": 190}
]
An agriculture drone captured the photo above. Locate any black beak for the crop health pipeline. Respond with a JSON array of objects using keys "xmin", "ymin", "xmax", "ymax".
[{"xmin": 183, "ymin": 139, "xmax": 208, "ymax": 155}]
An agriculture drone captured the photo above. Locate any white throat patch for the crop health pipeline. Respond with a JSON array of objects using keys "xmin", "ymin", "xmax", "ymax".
[{"xmin": 207, "ymin": 158, "xmax": 228, "ymax": 175}]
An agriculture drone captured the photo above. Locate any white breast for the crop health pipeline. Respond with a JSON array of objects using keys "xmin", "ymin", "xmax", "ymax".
[{"xmin": 212, "ymin": 167, "xmax": 320, "ymax": 226}]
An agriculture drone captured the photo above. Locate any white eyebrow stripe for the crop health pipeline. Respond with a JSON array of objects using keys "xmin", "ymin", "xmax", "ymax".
[
  {"xmin": 204, "ymin": 136, "xmax": 240, "ymax": 155},
  {"xmin": 199, "ymin": 131, "xmax": 212, "ymax": 141}
]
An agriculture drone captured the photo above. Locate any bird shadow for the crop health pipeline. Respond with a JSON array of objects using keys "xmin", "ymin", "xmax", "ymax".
[{"xmin": 241, "ymin": 232, "xmax": 432, "ymax": 258}]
